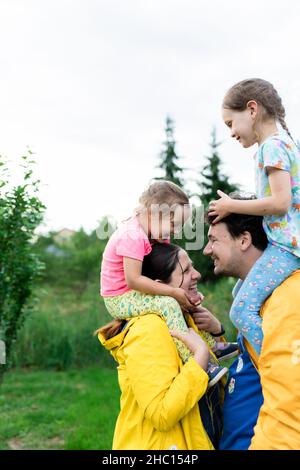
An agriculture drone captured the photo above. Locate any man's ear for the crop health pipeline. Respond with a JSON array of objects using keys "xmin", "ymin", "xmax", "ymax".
[{"xmin": 240, "ymin": 231, "xmax": 252, "ymax": 252}]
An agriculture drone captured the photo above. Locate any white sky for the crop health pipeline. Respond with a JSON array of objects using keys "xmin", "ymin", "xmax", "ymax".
[{"xmin": 1, "ymin": 0, "xmax": 299, "ymax": 233}]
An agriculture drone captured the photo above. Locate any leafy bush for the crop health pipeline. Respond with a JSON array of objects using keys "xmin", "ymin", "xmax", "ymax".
[{"xmin": 0, "ymin": 152, "xmax": 45, "ymax": 382}]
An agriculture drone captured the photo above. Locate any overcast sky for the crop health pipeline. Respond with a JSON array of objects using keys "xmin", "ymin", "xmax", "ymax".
[{"xmin": 1, "ymin": 0, "xmax": 299, "ymax": 233}]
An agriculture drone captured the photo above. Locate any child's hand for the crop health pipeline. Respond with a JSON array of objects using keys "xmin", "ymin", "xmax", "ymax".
[
  {"xmin": 208, "ymin": 190, "xmax": 232, "ymax": 223},
  {"xmin": 172, "ymin": 287, "xmax": 195, "ymax": 311}
]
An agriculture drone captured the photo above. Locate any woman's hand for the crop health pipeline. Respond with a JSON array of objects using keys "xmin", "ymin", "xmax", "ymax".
[
  {"xmin": 172, "ymin": 287, "xmax": 196, "ymax": 311},
  {"xmin": 208, "ymin": 190, "xmax": 233, "ymax": 223},
  {"xmin": 170, "ymin": 328, "xmax": 210, "ymax": 370},
  {"xmin": 192, "ymin": 306, "xmax": 222, "ymax": 336}
]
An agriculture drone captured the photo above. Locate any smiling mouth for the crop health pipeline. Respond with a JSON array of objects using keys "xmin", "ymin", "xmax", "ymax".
[{"xmin": 189, "ymin": 283, "xmax": 198, "ymax": 291}]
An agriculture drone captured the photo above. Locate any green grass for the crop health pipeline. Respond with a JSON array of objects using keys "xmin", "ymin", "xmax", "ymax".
[
  {"xmin": 10, "ymin": 282, "xmax": 114, "ymax": 370},
  {"xmin": 0, "ymin": 366, "xmax": 119, "ymax": 450}
]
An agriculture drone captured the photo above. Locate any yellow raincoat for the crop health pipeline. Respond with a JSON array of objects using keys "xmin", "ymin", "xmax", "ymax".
[
  {"xmin": 98, "ymin": 313, "xmax": 216, "ymax": 450},
  {"xmin": 245, "ymin": 270, "xmax": 300, "ymax": 450}
]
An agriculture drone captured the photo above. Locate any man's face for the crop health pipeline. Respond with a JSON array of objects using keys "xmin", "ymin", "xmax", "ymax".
[
  {"xmin": 203, "ymin": 222, "xmax": 242, "ymax": 277},
  {"xmin": 169, "ymin": 249, "xmax": 201, "ymax": 291}
]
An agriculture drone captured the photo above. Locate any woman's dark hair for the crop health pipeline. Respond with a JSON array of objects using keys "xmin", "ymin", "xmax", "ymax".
[
  {"xmin": 95, "ymin": 319, "xmax": 127, "ymax": 341},
  {"xmin": 98, "ymin": 242, "xmax": 181, "ymax": 340},
  {"xmin": 142, "ymin": 242, "xmax": 181, "ymax": 283}
]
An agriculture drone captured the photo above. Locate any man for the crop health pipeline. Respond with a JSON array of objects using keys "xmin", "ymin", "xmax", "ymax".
[{"xmin": 199, "ymin": 194, "xmax": 300, "ymax": 450}]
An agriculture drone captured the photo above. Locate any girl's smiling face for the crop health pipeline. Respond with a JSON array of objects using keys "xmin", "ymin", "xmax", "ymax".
[{"xmin": 222, "ymin": 104, "xmax": 258, "ymax": 148}]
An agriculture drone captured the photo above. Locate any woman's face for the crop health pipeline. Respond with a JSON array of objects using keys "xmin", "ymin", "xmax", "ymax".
[{"xmin": 168, "ymin": 249, "xmax": 201, "ymax": 291}]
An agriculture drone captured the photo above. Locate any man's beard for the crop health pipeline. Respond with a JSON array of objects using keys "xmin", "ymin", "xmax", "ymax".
[{"xmin": 213, "ymin": 255, "xmax": 241, "ymax": 278}]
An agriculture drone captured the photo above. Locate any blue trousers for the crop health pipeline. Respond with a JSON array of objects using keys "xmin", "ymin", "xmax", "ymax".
[
  {"xmin": 219, "ymin": 335, "xmax": 263, "ymax": 450},
  {"xmin": 229, "ymin": 243, "xmax": 300, "ymax": 354}
]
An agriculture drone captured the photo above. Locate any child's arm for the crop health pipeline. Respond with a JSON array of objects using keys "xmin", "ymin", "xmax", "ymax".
[
  {"xmin": 123, "ymin": 257, "xmax": 195, "ymax": 310},
  {"xmin": 209, "ymin": 169, "xmax": 291, "ymax": 223}
]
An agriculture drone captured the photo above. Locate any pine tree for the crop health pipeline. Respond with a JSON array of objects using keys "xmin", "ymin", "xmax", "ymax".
[
  {"xmin": 200, "ymin": 127, "xmax": 239, "ymax": 208},
  {"xmin": 191, "ymin": 127, "xmax": 239, "ymax": 281},
  {"xmin": 156, "ymin": 116, "xmax": 184, "ymax": 188}
]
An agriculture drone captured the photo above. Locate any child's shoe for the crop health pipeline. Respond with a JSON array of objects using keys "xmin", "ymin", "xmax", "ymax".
[
  {"xmin": 207, "ymin": 362, "xmax": 228, "ymax": 388},
  {"xmin": 213, "ymin": 342, "xmax": 239, "ymax": 362}
]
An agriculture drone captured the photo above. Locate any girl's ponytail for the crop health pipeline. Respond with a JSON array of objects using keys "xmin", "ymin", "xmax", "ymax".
[{"xmin": 277, "ymin": 112, "xmax": 294, "ymax": 141}]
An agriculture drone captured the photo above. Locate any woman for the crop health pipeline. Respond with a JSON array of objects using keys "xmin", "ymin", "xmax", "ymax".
[{"xmin": 98, "ymin": 243, "xmax": 226, "ymax": 450}]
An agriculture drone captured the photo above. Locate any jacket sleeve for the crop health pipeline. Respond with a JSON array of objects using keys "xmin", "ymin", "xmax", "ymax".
[
  {"xmin": 249, "ymin": 274, "xmax": 300, "ymax": 449},
  {"xmin": 122, "ymin": 314, "xmax": 209, "ymax": 432}
]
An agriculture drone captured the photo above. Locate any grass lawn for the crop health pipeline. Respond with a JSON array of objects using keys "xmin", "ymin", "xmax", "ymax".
[{"xmin": 0, "ymin": 366, "xmax": 119, "ymax": 450}]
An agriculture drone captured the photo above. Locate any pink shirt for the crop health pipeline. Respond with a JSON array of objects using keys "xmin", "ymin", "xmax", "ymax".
[{"xmin": 100, "ymin": 216, "xmax": 152, "ymax": 297}]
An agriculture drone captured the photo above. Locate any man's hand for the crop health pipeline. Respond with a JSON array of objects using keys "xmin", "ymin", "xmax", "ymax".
[
  {"xmin": 208, "ymin": 190, "xmax": 233, "ymax": 223},
  {"xmin": 192, "ymin": 305, "xmax": 222, "ymax": 335}
]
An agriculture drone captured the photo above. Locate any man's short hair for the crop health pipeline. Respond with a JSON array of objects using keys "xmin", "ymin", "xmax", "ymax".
[{"xmin": 205, "ymin": 191, "xmax": 268, "ymax": 251}]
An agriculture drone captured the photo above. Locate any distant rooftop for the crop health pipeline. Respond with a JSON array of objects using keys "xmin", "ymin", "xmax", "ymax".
[{"xmin": 53, "ymin": 228, "xmax": 76, "ymax": 245}]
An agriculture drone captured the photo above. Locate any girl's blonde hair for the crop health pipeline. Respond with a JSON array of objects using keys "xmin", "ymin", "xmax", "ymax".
[
  {"xmin": 137, "ymin": 180, "xmax": 189, "ymax": 212},
  {"xmin": 223, "ymin": 78, "xmax": 293, "ymax": 141}
]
